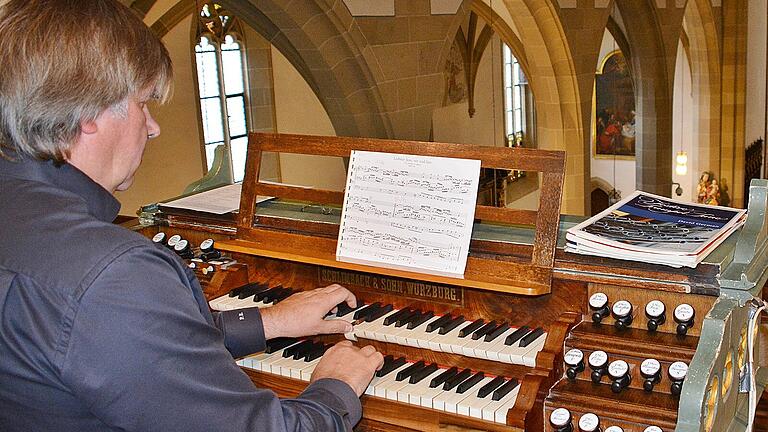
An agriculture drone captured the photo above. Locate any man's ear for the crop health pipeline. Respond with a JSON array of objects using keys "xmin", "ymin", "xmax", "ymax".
[{"xmin": 80, "ymin": 118, "xmax": 98, "ymax": 135}]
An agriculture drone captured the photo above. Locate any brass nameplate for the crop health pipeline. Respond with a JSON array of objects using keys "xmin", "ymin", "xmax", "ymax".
[{"xmin": 319, "ymin": 268, "xmax": 464, "ymax": 305}]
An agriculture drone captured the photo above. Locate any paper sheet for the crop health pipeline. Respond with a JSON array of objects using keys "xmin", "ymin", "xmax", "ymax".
[
  {"xmin": 160, "ymin": 183, "xmax": 251, "ymax": 214},
  {"xmin": 336, "ymin": 151, "xmax": 480, "ymax": 278}
]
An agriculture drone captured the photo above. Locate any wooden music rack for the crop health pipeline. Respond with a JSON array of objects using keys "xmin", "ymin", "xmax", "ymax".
[{"xmin": 217, "ymin": 132, "xmax": 566, "ymax": 295}]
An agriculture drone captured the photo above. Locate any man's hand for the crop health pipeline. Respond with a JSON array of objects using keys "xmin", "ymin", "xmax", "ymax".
[
  {"xmin": 311, "ymin": 341, "xmax": 384, "ymax": 396},
  {"xmin": 260, "ymin": 284, "xmax": 356, "ymax": 340}
]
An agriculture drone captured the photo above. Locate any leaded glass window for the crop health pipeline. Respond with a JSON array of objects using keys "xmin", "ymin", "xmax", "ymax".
[{"xmin": 194, "ymin": 2, "xmax": 249, "ymax": 182}]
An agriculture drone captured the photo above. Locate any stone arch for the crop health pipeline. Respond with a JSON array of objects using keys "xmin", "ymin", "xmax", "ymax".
[
  {"xmin": 144, "ymin": 0, "xmax": 392, "ymax": 138},
  {"xmin": 590, "ymin": 176, "xmax": 616, "ymax": 215},
  {"xmin": 615, "ymin": 0, "xmax": 685, "ymax": 197},
  {"xmin": 470, "ymin": 1, "xmax": 530, "ymax": 79},
  {"xmin": 495, "ymin": 0, "xmax": 585, "ymax": 214},
  {"xmin": 684, "ymin": 0, "xmax": 722, "ymax": 190}
]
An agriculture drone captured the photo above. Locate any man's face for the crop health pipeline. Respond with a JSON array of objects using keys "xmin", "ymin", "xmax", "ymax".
[{"xmin": 98, "ymin": 90, "xmax": 160, "ymax": 192}]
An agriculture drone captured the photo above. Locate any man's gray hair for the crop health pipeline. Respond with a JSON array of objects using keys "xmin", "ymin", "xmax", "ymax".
[{"xmin": 0, "ymin": 0, "xmax": 172, "ymax": 162}]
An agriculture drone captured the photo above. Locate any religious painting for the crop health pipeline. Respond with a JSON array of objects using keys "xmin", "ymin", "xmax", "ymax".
[{"xmin": 594, "ymin": 50, "xmax": 636, "ymax": 159}]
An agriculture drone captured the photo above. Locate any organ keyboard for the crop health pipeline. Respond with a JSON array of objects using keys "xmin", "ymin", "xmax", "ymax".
[{"xmin": 131, "ymin": 132, "xmax": 768, "ymax": 431}]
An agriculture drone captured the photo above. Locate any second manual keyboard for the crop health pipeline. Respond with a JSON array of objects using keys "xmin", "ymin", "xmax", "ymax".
[{"xmin": 237, "ymin": 338, "xmax": 522, "ymax": 424}]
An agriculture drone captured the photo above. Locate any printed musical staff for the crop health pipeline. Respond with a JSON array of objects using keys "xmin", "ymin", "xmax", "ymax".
[{"xmin": 336, "ymin": 151, "xmax": 480, "ymax": 278}]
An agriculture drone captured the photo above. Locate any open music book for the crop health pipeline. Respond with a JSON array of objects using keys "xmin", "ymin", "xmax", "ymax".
[
  {"xmin": 336, "ymin": 150, "xmax": 481, "ymax": 278},
  {"xmin": 566, "ymin": 190, "xmax": 746, "ymax": 268},
  {"xmin": 160, "ymin": 183, "xmax": 273, "ymax": 215}
]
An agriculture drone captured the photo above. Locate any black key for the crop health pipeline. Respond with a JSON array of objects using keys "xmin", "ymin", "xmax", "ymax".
[
  {"xmin": 383, "ymin": 308, "xmax": 411, "ymax": 326},
  {"xmin": 410, "ymin": 363, "xmax": 439, "ymax": 384},
  {"xmin": 376, "ymin": 356, "xmax": 407, "ymax": 377},
  {"xmin": 396, "ymin": 361, "xmax": 425, "ymax": 382},
  {"xmin": 335, "ymin": 301, "xmax": 360, "ymax": 317},
  {"xmin": 492, "ymin": 378, "xmax": 519, "ymax": 401},
  {"xmin": 443, "ymin": 368, "xmax": 473, "ymax": 391},
  {"xmin": 283, "ymin": 339, "xmax": 313, "ymax": 358},
  {"xmin": 327, "ymin": 300, "xmax": 364, "ymax": 318},
  {"xmin": 297, "ymin": 342, "xmax": 320, "ymax": 361},
  {"xmin": 292, "ymin": 340, "xmax": 318, "ymax": 360},
  {"xmin": 429, "ymin": 367, "xmax": 459, "ymax": 388},
  {"xmin": 471, "ymin": 320, "xmax": 498, "ymax": 340},
  {"xmin": 439, "ymin": 315, "xmax": 465, "ymax": 335},
  {"xmin": 504, "ymin": 326, "xmax": 531, "ymax": 346},
  {"xmin": 228, "ymin": 284, "xmax": 248, "ymax": 298},
  {"xmin": 270, "ymin": 288, "xmax": 294, "ymax": 304},
  {"xmin": 237, "ymin": 284, "xmax": 262, "ymax": 300},
  {"xmin": 365, "ymin": 304, "xmax": 394, "ymax": 322},
  {"xmin": 426, "ymin": 314, "xmax": 452, "ymax": 333},
  {"xmin": 264, "ymin": 337, "xmax": 298, "ymax": 354},
  {"xmin": 407, "ymin": 311, "xmax": 435, "ymax": 330},
  {"xmin": 304, "ymin": 343, "xmax": 330, "ymax": 362},
  {"xmin": 266, "ymin": 287, "xmax": 289, "ymax": 303},
  {"xmin": 477, "ymin": 375, "xmax": 506, "ymax": 398},
  {"xmin": 458, "ymin": 319, "xmax": 485, "ymax": 338},
  {"xmin": 354, "ymin": 302, "xmax": 382, "ymax": 320},
  {"xmin": 254, "ymin": 286, "xmax": 280, "ymax": 302},
  {"xmin": 395, "ymin": 309, "xmax": 420, "ymax": 327},
  {"xmin": 519, "ymin": 327, "xmax": 545, "ymax": 347},
  {"xmin": 456, "ymin": 372, "xmax": 485, "ymax": 394},
  {"xmin": 484, "ymin": 322, "xmax": 510, "ymax": 342}
]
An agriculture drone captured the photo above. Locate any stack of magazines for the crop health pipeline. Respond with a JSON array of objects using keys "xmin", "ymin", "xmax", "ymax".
[{"xmin": 566, "ymin": 191, "xmax": 747, "ymax": 268}]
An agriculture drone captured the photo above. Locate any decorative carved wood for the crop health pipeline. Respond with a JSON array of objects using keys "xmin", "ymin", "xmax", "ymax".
[{"xmin": 220, "ymin": 132, "xmax": 566, "ymax": 295}]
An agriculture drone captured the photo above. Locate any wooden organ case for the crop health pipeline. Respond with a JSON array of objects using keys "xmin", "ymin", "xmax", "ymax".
[{"xmin": 132, "ymin": 133, "xmax": 768, "ymax": 432}]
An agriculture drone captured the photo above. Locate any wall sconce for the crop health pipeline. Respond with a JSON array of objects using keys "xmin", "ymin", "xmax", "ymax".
[
  {"xmin": 671, "ymin": 182, "xmax": 683, "ymax": 196},
  {"xmin": 675, "ymin": 151, "xmax": 688, "ymax": 176}
]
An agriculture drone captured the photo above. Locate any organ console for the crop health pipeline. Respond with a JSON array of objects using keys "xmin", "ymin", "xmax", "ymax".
[{"xmin": 130, "ymin": 132, "xmax": 768, "ymax": 431}]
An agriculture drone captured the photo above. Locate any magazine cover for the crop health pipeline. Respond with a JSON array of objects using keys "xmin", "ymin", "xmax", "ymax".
[{"xmin": 567, "ymin": 190, "xmax": 746, "ymax": 256}]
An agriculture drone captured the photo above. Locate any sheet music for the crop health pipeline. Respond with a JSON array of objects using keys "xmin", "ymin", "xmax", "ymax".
[
  {"xmin": 160, "ymin": 183, "xmax": 272, "ymax": 214},
  {"xmin": 336, "ymin": 151, "xmax": 480, "ymax": 278}
]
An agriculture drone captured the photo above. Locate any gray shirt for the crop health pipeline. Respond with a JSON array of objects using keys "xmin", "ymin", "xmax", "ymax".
[{"xmin": 0, "ymin": 156, "xmax": 361, "ymax": 431}]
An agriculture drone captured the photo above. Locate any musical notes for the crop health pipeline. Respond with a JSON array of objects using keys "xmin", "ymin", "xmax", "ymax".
[{"xmin": 336, "ymin": 151, "xmax": 480, "ymax": 278}]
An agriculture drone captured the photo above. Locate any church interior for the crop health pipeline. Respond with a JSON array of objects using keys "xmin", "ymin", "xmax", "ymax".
[
  {"xmin": 113, "ymin": 0, "xmax": 767, "ymax": 221},
  {"xmin": 34, "ymin": 0, "xmax": 768, "ymax": 431}
]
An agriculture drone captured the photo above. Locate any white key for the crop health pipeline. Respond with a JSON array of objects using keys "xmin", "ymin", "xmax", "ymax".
[
  {"xmin": 404, "ymin": 316, "xmax": 444, "ymax": 348},
  {"xmin": 461, "ymin": 333, "xmax": 495, "ymax": 358},
  {"xmin": 259, "ymin": 344, "xmax": 301, "ymax": 372},
  {"xmin": 298, "ymin": 359, "xmax": 321, "ymax": 381},
  {"xmin": 498, "ymin": 330, "xmax": 547, "ymax": 366},
  {"xmin": 396, "ymin": 367, "xmax": 442, "ymax": 403},
  {"xmin": 367, "ymin": 363, "xmax": 411, "ymax": 397},
  {"xmin": 382, "ymin": 368, "xmax": 417, "ymax": 400},
  {"xmin": 493, "ymin": 385, "xmax": 521, "ymax": 423},
  {"xmin": 477, "ymin": 327, "xmax": 518, "ymax": 361},
  {"xmin": 269, "ymin": 355, "xmax": 304, "ymax": 377},
  {"xmin": 519, "ymin": 334, "xmax": 547, "ymax": 367},
  {"xmin": 397, "ymin": 368, "xmax": 447, "ymax": 408},
  {"xmin": 240, "ymin": 350, "xmax": 278, "ymax": 371},
  {"xmin": 358, "ymin": 309, "xmax": 399, "ymax": 340},
  {"xmin": 430, "ymin": 321, "xmax": 473, "ymax": 352},
  {"xmin": 290, "ymin": 358, "xmax": 320, "ymax": 380},
  {"xmin": 434, "ymin": 374, "xmax": 485, "ymax": 414},
  {"xmin": 456, "ymin": 376, "xmax": 496, "ymax": 417},
  {"xmin": 418, "ymin": 379, "xmax": 450, "ymax": 408},
  {"xmin": 480, "ymin": 383, "xmax": 521, "ymax": 423}
]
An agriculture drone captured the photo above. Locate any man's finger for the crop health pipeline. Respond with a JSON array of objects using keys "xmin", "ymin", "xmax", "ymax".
[
  {"xmin": 370, "ymin": 352, "xmax": 385, "ymax": 370},
  {"xmin": 359, "ymin": 345, "xmax": 377, "ymax": 355},
  {"xmin": 320, "ymin": 285, "xmax": 356, "ymax": 310},
  {"xmin": 318, "ymin": 319, "xmax": 354, "ymax": 335}
]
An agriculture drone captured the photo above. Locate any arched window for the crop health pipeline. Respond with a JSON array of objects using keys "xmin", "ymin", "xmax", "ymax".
[
  {"xmin": 194, "ymin": 2, "xmax": 249, "ymax": 182},
  {"xmin": 502, "ymin": 43, "xmax": 529, "ymax": 147}
]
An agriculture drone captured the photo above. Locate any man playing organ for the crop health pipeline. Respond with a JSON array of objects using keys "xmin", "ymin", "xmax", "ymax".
[{"xmin": 0, "ymin": 1, "xmax": 383, "ymax": 431}]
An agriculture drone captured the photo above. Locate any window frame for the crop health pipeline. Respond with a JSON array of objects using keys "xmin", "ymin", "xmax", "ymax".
[{"xmin": 193, "ymin": 2, "xmax": 251, "ymax": 183}]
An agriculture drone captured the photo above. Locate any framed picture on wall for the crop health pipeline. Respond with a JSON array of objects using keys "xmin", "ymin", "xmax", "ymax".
[{"xmin": 594, "ymin": 50, "xmax": 636, "ymax": 159}]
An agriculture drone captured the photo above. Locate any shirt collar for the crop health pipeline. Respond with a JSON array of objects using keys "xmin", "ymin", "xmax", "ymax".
[{"xmin": 0, "ymin": 154, "xmax": 121, "ymax": 222}]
